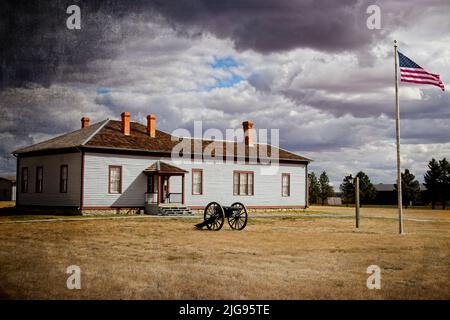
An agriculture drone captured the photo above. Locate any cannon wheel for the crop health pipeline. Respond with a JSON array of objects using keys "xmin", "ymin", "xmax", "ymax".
[
  {"xmin": 228, "ymin": 202, "xmax": 248, "ymax": 230},
  {"xmin": 204, "ymin": 202, "xmax": 225, "ymax": 231}
]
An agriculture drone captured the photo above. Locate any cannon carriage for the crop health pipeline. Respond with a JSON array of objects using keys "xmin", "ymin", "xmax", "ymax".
[{"xmin": 195, "ymin": 202, "xmax": 248, "ymax": 231}]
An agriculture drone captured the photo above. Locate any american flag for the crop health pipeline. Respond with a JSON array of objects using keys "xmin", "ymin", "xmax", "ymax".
[{"xmin": 398, "ymin": 51, "xmax": 445, "ymax": 91}]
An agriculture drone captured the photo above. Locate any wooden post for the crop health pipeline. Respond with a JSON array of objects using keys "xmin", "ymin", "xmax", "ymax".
[
  {"xmin": 157, "ymin": 174, "xmax": 161, "ymax": 205},
  {"xmin": 355, "ymin": 177, "xmax": 360, "ymax": 228},
  {"xmin": 394, "ymin": 40, "xmax": 404, "ymax": 234},
  {"xmin": 182, "ymin": 174, "xmax": 185, "ymax": 205},
  {"xmin": 305, "ymin": 165, "xmax": 309, "ymax": 208}
]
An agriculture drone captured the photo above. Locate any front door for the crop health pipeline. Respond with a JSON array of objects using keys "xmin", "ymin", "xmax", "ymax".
[{"xmin": 161, "ymin": 175, "xmax": 170, "ymax": 203}]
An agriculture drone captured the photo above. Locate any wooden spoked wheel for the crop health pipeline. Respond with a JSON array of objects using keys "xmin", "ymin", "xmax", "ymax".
[
  {"xmin": 204, "ymin": 202, "xmax": 225, "ymax": 231},
  {"xmin": 228, "ymin": 202, "xmax": 248, "ymax": 230}
]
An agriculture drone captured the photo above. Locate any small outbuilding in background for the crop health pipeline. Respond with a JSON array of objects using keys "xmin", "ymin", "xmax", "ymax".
[{"xmin": 0, "ymin": 176, "xmax": 16, "ymax": 201}]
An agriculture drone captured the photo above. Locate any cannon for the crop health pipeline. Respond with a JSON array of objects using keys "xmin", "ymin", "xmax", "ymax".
[{"xmin": 195, "ymin": 202, "xmax": 248, "ymax": 231}]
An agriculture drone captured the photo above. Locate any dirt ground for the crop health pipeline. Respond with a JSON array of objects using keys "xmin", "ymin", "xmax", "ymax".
[
  {"xmin": 307, "ymin": 205, "xmax": 450, "ymax": 221},
  {"xmin": 0, "ymin": 205, "xmax": 448, "ymax": 300}
]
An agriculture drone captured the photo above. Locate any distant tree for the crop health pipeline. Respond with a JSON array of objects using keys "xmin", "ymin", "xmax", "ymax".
[
  {"xmin": 394, "ymin": 169, "xmax": 420, "ymax": 208},
  {"xmin": 340, "ymin": 174, "xmax": 355, "ymax": 206},
  {"xmin": 318, "ymin": 171, "xmax": 334, "ymax": 205},
  {"xmin": 424, "ymin": 158, "xmax": 441, "ymax": 209},
  {"xmin": 355, "ymin": 171, "xmax": 377, "ymax": 206},
  {"xmin": 308, "ymin": 172, "xmax": 320, "ymax": 204},
  {"xmin": 438, "ymin": 158, "xmax": 450, "ymax": 209}
]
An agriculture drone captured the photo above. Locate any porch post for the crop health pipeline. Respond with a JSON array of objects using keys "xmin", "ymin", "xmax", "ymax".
[
  {"xmin": 157, "ymin": 174, "xmax": 161, "ymax": 205},
  {"xmin": 182, "ymin": 174, "xmax": 185, "ymax": 205}
]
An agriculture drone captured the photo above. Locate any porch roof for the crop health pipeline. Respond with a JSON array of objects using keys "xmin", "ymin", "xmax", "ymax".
[{"xmin": 143, "ymin": 160, "xmax": 188, "ymax": 175}]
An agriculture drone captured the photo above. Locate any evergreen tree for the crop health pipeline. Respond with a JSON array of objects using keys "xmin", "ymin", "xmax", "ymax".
[
  {"xmin": 308, "ymin": 172, "xmax": 320, "ymax": 204},
  {"xmin": 424, "ymin": 158, "xmax": 441, "ymax": 209},
  {"xmin": 339, "ymin": 174, "xmax": 355, "ymax": 206},
  {"xmin": 318, "ymin": 171, "xmax": 334, "ymax": 205},
  {"xmin": 394, "ymin": 169, "xmax": 420, "ymax": 208},
  {"xmin": 355, "ymin": 171, "xmax": 377, "ymax": 206},
  {"xmin": 438, "ymin": 158, "xmax": 450, "ymax": 209}
]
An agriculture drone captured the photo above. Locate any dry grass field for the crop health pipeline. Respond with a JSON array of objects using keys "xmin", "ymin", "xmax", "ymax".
[{"xmin": 0, "ymin": 204, "xmax": 449, "ymax": 300}]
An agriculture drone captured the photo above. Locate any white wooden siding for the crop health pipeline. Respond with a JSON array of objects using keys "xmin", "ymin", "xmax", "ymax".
[
  {"xmin": 17, "ymin": 153, "xmax": 82, "ymax": 206},
  {"xmin": 183, "ymin": 161, "xmax": 306, "ymax": 207},
  {"xmin": 83, "ymin": 152, "xmax": 306, "ymax": 208}
]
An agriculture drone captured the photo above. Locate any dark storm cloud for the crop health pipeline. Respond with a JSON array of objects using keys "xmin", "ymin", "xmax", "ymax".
[
  {"xmin": 0, "ymin": 0, "xmax": 381, "ymax": 89},
  {"xmin": 2, "ymin": 0, "xmax": 447, "ymax": 90},
  {"xmin": 151, "ymin": 0, "xmax": 376, "ymax": 53},
  {"xmin": 0, "ymin": 0, "xmax": 151, "ymax": 89}
]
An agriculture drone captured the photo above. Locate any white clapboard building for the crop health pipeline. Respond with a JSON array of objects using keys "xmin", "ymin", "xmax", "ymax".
[{"xmin": 13, "ymin": 113, "xmax": 311, "ymax": 214}]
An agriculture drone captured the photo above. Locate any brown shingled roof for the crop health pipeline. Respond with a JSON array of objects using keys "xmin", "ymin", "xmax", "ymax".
[
  {"xmin": 14, "ymin": 119, "xmax": 311, "ymax": 163},
  {"xmin": 14, "ymin": 120, "xmax": 108, "ymax": 154},
  {"xmin": 86, "ymin": 120, "xmax": 178, "ymax": 153}
]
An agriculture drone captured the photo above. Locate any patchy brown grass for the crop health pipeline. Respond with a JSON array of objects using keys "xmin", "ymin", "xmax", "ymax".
[
  {"xmin": 307, "ymin": 205, "xmax": 450, "ymax": 221},
  {"xmin": 0, "ymin": 209, "xmax": 448, "ymax": 300},
  {"xmin": 0, "ymin": 201, "xmax": 15, "ymax": 208}
]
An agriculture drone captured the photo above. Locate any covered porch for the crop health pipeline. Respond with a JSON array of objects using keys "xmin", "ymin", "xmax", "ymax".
[{"xmin": 143, "ymin": 161, "xmax": 188, "ymax": 214}]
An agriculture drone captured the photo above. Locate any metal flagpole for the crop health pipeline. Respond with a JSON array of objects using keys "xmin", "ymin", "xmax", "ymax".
[
  {"xmin": 394, "ymin": 40, "xmax": 404, "ymax": 234},
  {"xmin": 355, "ymin": 177, "xmax": 360, "ymax": 228}
]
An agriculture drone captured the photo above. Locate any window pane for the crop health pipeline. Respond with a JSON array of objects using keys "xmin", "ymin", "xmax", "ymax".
[
  {"xmin": 239, "ymin": 173, "xmax": 246, "ymax": 195},
  {"xmin": 36, "ymin": 167, "xmax": 43, "ymax": 192},
  {"xmin": 111, "ymin": 169, "xmax": 117, "ymax": 180},
  {"xmin": 62, "ymin": 166, "xmax": 68, "ymax": 179},
  {"xmin": 233, "ymin": 172, "xmax": 239, "ymax": 195},
  {"xmin": 193, "ymin": 184, "xmax": 200, "ymax": 194},
  {"xmin": 22, "ymin": 168, "xmax": 28, "ymax": 192},
  {"xmin": 247, "ymin": 173, "xmax": 253, "ymax": 195},
  {"xmin": 147, "ymin": 175, "xmax": 154, "ymax": 193},
  {"xmin": 193, "ymin": 171, "xmax": 200, "ymax": 183},
  {"xmin": 248, "ymin": 183, "xmax": 253, "ymax": 195}
]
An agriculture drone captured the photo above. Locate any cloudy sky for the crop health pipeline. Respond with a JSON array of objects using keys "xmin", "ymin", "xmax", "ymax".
[{"xmin": 1, "ymin": 0, "xmax": 449, "ymax": 187}]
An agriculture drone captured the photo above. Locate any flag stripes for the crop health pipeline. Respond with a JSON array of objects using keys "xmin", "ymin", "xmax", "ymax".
[{"xmin": 398, "ymin": 51, "xmax": 445, "ymax": 91}]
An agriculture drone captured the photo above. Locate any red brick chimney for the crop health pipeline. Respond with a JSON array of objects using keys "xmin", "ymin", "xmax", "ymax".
[
  {"xmin": 242, "ymin": 120, "xmax": 254, "ymax": 147},
  {"xmin": 121, "ymin": 112, "xmax": 130, "ymax": 136},
  {"xmin": 81, "ymin": 117, "xmax": 90, "ymax": 129},
  {"xmin": 147, "ymin": 114, "xmax": 156, "ymax": 138}
]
